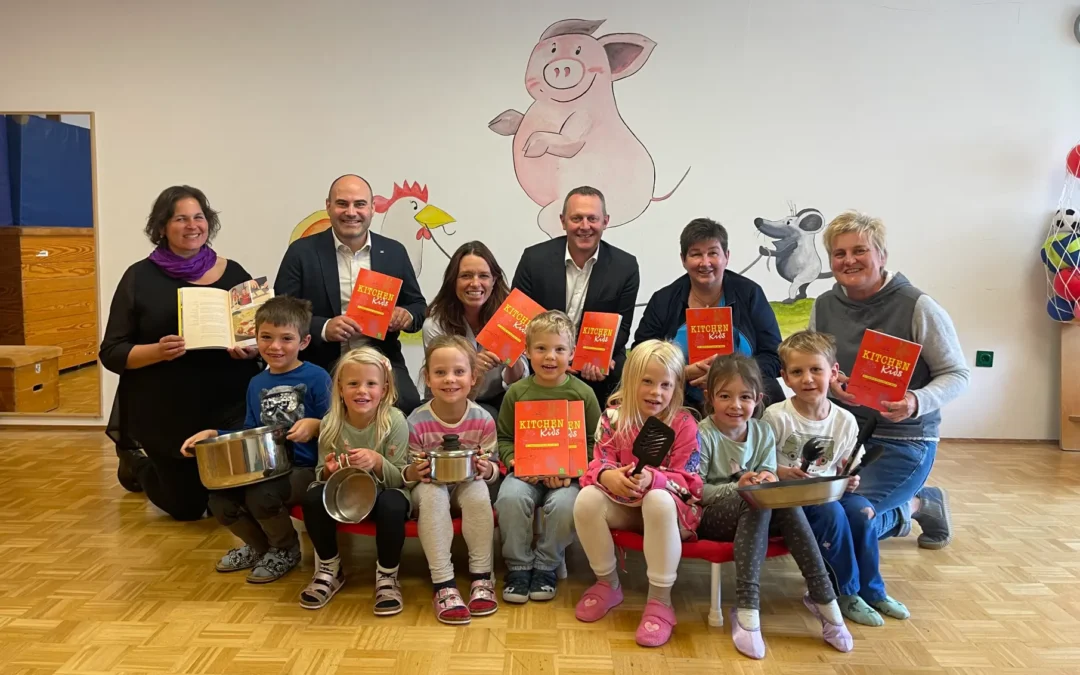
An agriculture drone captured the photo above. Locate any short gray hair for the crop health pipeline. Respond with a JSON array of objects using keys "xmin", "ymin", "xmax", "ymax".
[{"xmin": 561, "ymin": 186, "xmax": 607, "ymax": 217}]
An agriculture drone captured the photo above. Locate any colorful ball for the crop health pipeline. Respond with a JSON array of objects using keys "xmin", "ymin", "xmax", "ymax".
[
  {"xmin": 1053, "ymin": 268, "xmax": 1080, "ymax": 301},
  {"xmin": 1048, "ymin": 296, "xmax": 1075, "ymax": 322},
  {"xmin": 1068, "ymin": 144, "xmax": 1080, "ymax": 177},
  {"xmin": 1043, "ymin": 232, "xmax": 1080, "ymax": 270}
]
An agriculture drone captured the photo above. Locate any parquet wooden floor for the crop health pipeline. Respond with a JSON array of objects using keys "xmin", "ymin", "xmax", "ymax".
[
  {"xmin": 54, "ymin": 365, "xmax": 101, "ymax": 416},
  {"xmin": 0, "ymin": 431, "xmax": 1078, "ymax": 675}
]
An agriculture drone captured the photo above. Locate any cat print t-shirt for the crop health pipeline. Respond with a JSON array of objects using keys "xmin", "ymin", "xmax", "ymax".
[{"xmin": 239, "ymin": 362, "xmax": 332, "ymax": 467}]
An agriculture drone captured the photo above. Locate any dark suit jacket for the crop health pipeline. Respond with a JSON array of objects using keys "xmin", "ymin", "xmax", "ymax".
[
  {"xmin": 274, "ymin": 229, "xmax": 426, "ymax": 373},
  {"xmin": 511, "ymin": 236, "xmax": 639, "ymax": 403}
]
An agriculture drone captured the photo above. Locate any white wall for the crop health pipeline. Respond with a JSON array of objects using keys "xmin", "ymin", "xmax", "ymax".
[{"xmin": 2, "ymin": 0, "xmax": 1076, "ymax": 439}]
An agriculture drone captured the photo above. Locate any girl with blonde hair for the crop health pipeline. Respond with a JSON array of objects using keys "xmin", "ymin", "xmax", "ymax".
[
  {"xmin": 573, "ymin": 339, "xmax": 704, "ymax": 648},
  {"xmin": 298, "ymin": 347, "xmax": 411, "ymax": 614}
]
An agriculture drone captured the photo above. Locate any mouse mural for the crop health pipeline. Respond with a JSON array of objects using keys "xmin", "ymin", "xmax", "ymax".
[
  {"xmin": 738, "ymin": 204, "xmax": 834, "ymax": 339},
  {"xmin": 742, "ymin": 205, "xmax": 833, "ymax": 304},
  {"xmin": 489, "ymin": 18, "xmax": 689, "ymax": 238}
]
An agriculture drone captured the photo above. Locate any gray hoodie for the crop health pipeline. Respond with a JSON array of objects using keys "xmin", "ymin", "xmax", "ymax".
[{"xmin": 809, "ymin": 271, "xmax": 969, "ymax": 441}]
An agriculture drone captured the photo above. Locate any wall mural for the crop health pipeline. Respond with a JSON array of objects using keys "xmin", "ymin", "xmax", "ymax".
[
  {"xmin": 741, "ymin": 204, "xmax": 834, "ymax": 338},
  {"xmin": 285, "ymin": 20, "xmax": 834, "ymax": 344},
  {"xmin": 488, "ymin": 18, "xmax": 690, "ymax": 238},
  {"xmin": 288, "ymin": 180, "xmax": 456, "ymax": 277}
]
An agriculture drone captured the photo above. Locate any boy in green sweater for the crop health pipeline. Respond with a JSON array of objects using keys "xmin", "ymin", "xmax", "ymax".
[{"xmin": 495, "ymin": 310, "xmax": 601, "ymax": 605}]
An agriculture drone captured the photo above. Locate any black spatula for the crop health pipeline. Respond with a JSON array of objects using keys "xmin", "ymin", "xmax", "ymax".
[
  {"xmin": 799, "ymin": 437, "xmax": 828, "ymax": 472},
  {"xmin": 843, "ymin": 416, "xmax": 880, "ymax": 476},
  {"xmin": 632, "ymin": 416, "xmax": 676, "ymax": 475}
]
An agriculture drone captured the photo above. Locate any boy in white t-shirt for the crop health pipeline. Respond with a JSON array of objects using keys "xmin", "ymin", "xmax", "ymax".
[{"xmin": 763, "ymin": 331, "xmax": 909, "ymax": 628}]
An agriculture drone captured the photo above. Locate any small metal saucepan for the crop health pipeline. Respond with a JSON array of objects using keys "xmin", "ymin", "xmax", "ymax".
[
  {"xmin": 412, "ymin": 433, "xmax": 481, "ymax": 485},
  {"xmin": 193, "ymin": 425, "xmax": 291, "ymax": 490},
  {"xmin": 322, "ymin": 453, "xmax": 380, "ymax": 524}
]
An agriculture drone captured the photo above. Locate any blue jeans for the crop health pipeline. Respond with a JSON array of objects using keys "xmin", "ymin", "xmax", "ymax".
[
  {"xmin": 495, "ymin": 473, "xmax": 579, "ymax": 572},
  {"xmin": 855, "ymin": 438, "xmax": 937, "ymax": 539},
  {"xmin": 803, "ymin": 495, "xmax": 886, "ymax": 602}
]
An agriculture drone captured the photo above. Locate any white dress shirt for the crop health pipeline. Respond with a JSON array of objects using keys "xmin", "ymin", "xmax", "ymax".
[
  {"xmin": 565, "ymin": 243, "xmax": 599, "ymax": 329},
  {"xmin": 321, "ymin": 229, "xmax": 372, "ymax": 352}
]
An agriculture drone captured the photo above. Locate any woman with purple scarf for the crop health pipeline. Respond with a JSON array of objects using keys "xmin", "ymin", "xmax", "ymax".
[{"xmin": 100, "ymin": 186, "xmax": 261, "ymax": 521}]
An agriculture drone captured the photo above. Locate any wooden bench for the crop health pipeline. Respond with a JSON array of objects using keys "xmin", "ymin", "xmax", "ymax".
[
  {"xmin": 611, "ymin": 529, "xmax": 790, "ymax": 627},
  {"xmin": 0, "ymin": 345, "xmax": 63, "ymax": 413}
]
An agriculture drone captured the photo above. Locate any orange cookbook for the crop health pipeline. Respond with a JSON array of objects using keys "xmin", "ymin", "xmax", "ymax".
[
  {"xmin": 571, "ymin": 312, "xmax": 621, "ymax": 375},
  {"xmin": 846, "ymin": 329, "xmax": 923, "ymax": 412},
  {"xmin": 513, "ymin": 399, "xmax": 569, "ymax": 478},
  {"xmin": 345, "ymin": 269, "xmax": 403, "ymax": 340},
  {"xmin": 566, "ymin": 400, "xmax": 589, "ymax": 477},
  {"xmin": 685, "ymin": 307, "xmax": 734, "ymax": 363},
  {"xmin": 475, "ymin": 289, "xmax": 546, "ymax": 364}
]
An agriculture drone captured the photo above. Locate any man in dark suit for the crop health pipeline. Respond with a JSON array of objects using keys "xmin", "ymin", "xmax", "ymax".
[
  {"xmin": 274, "ymin": 174, "xmax": 425, "ymax": 414},
  {"xmin": 511, "ymin": 186, "xmax": 640, "ymax": 407}
]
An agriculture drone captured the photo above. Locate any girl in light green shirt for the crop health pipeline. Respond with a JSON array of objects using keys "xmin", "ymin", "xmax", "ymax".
[{"xmin": 298, "ymin": 347, "xmax": 411, "ymax": 615}]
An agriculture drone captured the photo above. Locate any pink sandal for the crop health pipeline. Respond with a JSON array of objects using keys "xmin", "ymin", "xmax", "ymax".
[
  {"xmin": 575, "ymin": 581, "xmax": 624, "ymax": 622},
  {"xmin": 635, "ymin": 599, "xmax": 677, "ymax": 647},
  {"xmin": 468, "ymin": 577, "xmax": 498, "ymax": 616},
  {"xmin": 433, "ymin": 587, "xmax": 471, "ymax": 625}
]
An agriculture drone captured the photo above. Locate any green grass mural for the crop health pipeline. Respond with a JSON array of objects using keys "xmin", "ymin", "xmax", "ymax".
[{"xmin": 769, "ymin": 298, "xmax": 814, "ymax": 339}]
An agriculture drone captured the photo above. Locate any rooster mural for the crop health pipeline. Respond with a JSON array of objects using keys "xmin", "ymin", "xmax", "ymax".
[{"xmin": 287, "ymin": 180, "xmax": 456, "ymax": 277}]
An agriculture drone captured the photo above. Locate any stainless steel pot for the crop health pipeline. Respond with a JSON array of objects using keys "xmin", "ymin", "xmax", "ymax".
[
  {"xmin": 736, "ymin": 475, "xmax": 850, "ymax": 509},
  {"xmin": 425, "ymin": 448, "xmax": 479, "ymax": 484},
  {"xmin": 413, "ymin": 433, "xmax": 480, "ymax": 485},
  {"xmin": 193, "ymin": 425, "xmax": 291, "ymax": 490},
  {"xmin": 322, "ymin": 453, "xmax": 381, "ymax": 524}
]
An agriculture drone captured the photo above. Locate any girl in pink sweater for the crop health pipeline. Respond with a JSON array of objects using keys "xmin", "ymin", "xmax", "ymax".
[{"xmin": 573, "ymin": 340, "xmax": 703, "ymax": 648}]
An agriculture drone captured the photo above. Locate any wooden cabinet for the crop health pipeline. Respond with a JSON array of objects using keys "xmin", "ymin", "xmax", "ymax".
[{"xmin": 0, "ymin": 227, "xmax": 98, "ymax": 370}]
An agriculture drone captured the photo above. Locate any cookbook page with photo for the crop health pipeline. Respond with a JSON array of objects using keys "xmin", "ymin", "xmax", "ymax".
[
  {"xmin": 229, "ymin": 277, "xmax": 274, "ymax": 346},
  {"xmin": 179, "ymin": 277, "xmax": 274, "ymax": 349}
]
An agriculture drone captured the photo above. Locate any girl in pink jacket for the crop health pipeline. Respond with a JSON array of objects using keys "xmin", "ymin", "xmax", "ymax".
[{"xmin": 573, "ymin": 340, "xmax": 703, "ymax": 648}]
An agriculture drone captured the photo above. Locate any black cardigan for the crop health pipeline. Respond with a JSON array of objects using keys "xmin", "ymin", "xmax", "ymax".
[{"xmin": 633, "ymin": 270, "xmax": 782, "ymax": 379}]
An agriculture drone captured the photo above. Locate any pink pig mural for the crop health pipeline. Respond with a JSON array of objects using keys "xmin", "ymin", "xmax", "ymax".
[{"xmin": 489, "ymin": 18, "xmax": 689, "ymax": 238}]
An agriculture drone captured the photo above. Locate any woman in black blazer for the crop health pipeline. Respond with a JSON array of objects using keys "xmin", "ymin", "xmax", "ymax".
[{"xmin": 634, "ymin": 218, "xmax": 784, "ymax": 414}]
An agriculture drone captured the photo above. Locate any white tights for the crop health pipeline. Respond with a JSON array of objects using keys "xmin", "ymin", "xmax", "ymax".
[
  {"xmin": 573, "ymin": 485, "xmax": 686, "ymax": 588},
  {"xmin": 413, "ymin": 479, "xmax": 493, "ymax": 584}
]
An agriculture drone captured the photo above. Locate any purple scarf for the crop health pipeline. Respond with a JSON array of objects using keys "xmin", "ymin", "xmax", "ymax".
[{"xmin": 148, "ymin": 245, "xmax": 218, "ymax": 282}]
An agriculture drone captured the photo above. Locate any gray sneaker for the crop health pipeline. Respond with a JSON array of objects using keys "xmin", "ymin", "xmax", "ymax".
[
  {"xmin": 913, "ymin": 486, "xmax": 952, "ymax": 550},
  {"xmin": 502, "ymin": 570, "xmax": 532, "ymax": 604},
  {"xmin": 529, "ymin": 569, "xmax": 558, "ymax": 601},
  {"xmin": 215, "ymin": 545, "xmax": 262, "ymax": 573},
  {"xmin": 247, "ymin": 546, "xmax": 301, "ymax": 583}
]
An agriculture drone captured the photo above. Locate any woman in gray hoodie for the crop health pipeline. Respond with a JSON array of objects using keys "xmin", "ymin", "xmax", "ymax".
[{"xmin": 809, "ymin": 211, "xmax": 969, "ymax": 552}]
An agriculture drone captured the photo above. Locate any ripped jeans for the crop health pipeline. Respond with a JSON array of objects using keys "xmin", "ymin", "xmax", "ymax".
[
  {"xmin": 802, "ymin": 438, "xmax": 937, "ymax": 602},
  {"xmin": 803, "ymin": 495, "xmax": 887, "ymax": 602}
]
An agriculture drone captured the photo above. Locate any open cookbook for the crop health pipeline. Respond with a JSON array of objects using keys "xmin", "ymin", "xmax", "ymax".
[{"xmin": 178, "ymin": 277, "xmax": 274, "ymax": 349}]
